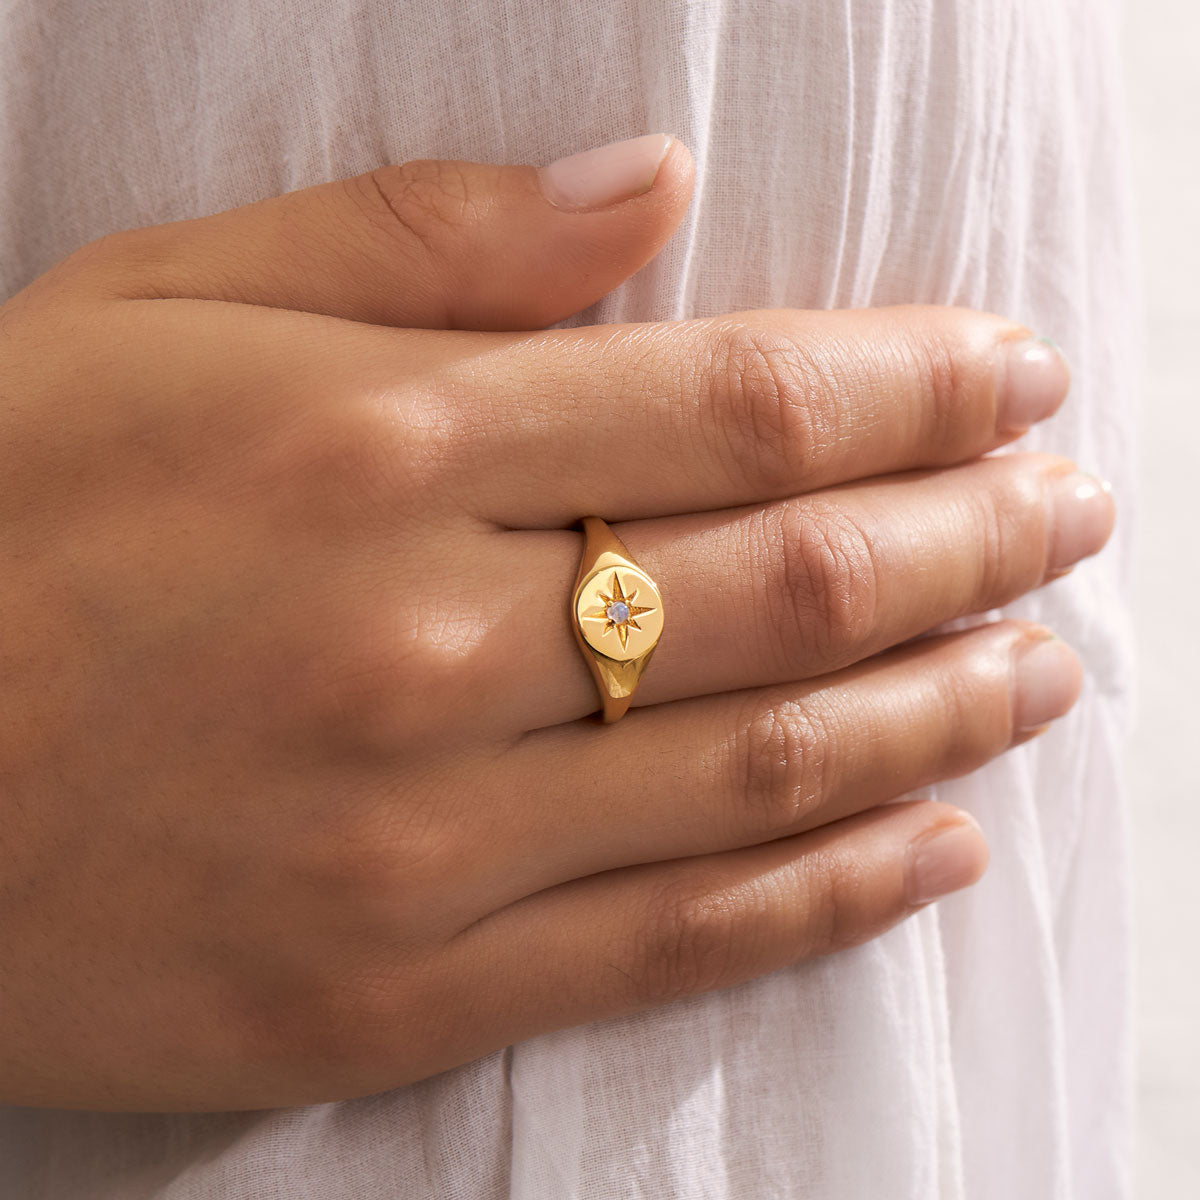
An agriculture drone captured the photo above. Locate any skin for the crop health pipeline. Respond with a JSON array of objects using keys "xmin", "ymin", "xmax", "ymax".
[{"xmin": 0, "ymin": 140, "xmax": 1112, "ymax": 1111}]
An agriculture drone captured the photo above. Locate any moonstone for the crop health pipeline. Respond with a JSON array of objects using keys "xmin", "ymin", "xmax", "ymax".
[{"xmin": 606, "ymin": 601, "xmax": 630, "ymax": 624}]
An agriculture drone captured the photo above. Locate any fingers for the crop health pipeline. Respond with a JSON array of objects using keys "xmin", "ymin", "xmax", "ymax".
[
  {"xmin": 434, "ymin": 799, "xmax": 987, "ymax": 1059},
  {"xmin": 425, "ymin": 305, "xmax": 1071, "ymax": 525},
  {"xmin": 442, "ymin": 621, "xmax": 1077, "ymax": 908},
  {"xmin": 56, "ymin": 135, "xmax": 694, "ymax": 331},
  {"xmin": 480, "ymin": 453, "xmax": 1112, "ymax": 731}
]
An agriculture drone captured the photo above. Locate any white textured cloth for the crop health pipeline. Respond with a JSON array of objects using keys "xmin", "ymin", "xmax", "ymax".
[{"xmin": 0, "ymin": 1, "xmax": 1139, "ymax": 1196}]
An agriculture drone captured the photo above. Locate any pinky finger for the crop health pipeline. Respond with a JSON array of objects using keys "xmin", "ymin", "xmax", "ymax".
[{"xmin": 452, "ymin": 799, "xmax": 986, "ymax": 1035}]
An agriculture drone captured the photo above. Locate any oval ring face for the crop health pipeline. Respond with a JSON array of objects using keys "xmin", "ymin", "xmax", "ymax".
[{"xmin": 574, "ymin": 565, "xmax": 664, "ymax": 662}]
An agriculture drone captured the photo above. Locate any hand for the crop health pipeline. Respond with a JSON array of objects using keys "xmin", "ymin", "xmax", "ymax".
[{"xmin": 0, "ymin": 135, "xmax": 1112, "ymax": 1111}]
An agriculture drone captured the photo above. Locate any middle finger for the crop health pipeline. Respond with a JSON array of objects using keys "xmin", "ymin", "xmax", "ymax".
[{"xmin": 420, "ymin": 304, "xmax": 1071, "ymax": 525}]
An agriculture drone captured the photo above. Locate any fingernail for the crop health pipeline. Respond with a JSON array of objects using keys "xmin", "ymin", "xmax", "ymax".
[
  {"xmin": 905, "ymin": 813, "xmax": 989, "ymax": 905},
  {"xmin": 1011, "ymin": 632, "xmax": 1083, "ymax": 732},
  {"xmin": 996, "ymin": 336, "xmax": 1071, "ymax": 433},
  {"xmin": 537, "ymin": 133, "xmax": 673, "ymax": 211},
  {"xmin": 1047, "ymin": 471, "xmax": 1116, "ymax": 573}
]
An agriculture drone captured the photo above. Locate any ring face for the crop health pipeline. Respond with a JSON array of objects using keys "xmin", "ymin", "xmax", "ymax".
[{"xmin": 574, "ymin": 565, "xmax": 664, "ymax": 663}]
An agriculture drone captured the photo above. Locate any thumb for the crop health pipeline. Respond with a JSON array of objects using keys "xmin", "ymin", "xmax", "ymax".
[{"xmin": 75, "ymin": 134, "xmax": 693, "ymax": 331}]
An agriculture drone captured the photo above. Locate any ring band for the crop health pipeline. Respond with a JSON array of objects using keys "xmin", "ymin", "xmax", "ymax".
[{"xmin": 570, "ymin": 516, "xmax": 665, "ymax": 723}]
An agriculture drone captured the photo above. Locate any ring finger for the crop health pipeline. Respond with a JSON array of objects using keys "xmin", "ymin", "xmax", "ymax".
[{"xmin": 473, "ymin": 451, "xmax": 1111, "ymax": 732}]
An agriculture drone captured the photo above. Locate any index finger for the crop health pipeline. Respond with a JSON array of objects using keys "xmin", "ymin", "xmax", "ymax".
[{"xmin": 419, "ymin": 304, "xmax": 1069, "ymax": 526}]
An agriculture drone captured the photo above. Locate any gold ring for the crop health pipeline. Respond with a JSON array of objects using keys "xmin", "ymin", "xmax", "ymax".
[{"xmin": 570, "ymin": 516, "xmax": 665, "ymax": 723}]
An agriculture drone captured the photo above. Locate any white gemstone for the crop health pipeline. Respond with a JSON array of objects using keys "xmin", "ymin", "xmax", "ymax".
[{"xmin": 606, "ymin": 601, "xmax": 630, "ymax": 623}]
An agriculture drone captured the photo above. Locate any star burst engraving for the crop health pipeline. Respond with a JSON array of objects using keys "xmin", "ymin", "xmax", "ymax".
[{"xmin": 584, "ymin": 572, "xmax": 655, "ymax": 651}]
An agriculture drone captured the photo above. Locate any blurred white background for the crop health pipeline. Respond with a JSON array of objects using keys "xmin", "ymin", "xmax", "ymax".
[{"xmin": 1124, "ymin": 4, "xmax": 1200, "ymax": 1193}]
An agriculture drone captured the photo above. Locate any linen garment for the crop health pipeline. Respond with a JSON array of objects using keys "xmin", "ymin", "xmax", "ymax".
[{"xmin": 0, "ymin": 0, "xmax": 1140, "ymax": 1197}]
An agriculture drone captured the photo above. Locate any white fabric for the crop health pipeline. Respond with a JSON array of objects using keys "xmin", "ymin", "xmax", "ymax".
[{"xmin": 0, "ymin": 0, "xmax": 1139, "ymax": 1196}]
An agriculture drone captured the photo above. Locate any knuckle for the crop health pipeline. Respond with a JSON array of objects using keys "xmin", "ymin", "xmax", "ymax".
[
  {"xmin": 327, "ymin": 393, "xmax": 448, "ymax": 517},
  {"xmin": 965, "ymin": 463, "xmax": 1045, "ymax": 604},
  {"xmin": 226, "ymin": 853, "xmax": 451, "ymax": 1085},
  {"xmin": 763, "ymin": 501, "xmax": 880, "ymax": 662},
  {"xmin": 632, "ymin": 878, "xmax": 743, "ymax": 1006},
  {"xmin": 316, "ymin": 612, "xmax": 472, "ymax": 755},
  {"xmin": 59, "ymin": 230, "xmax": 125, "ymax": 274},
  {"xmin": 279, "ymin": 805, "xmax": 464, "ymax": 991},
  {"xmin": 969, "ymin": 486, "xmax": 1013, "ymax": 603},
  {"xmin": 800, "ymin": 848, "xmax": 874, "ymax": 958},
  {"xmin": 254, "ymin": 946, "xmax": 436, "ymax": 1084},
  {"xmin": 934, "ymin": 654, "xmax": 1013, "ymax": 775},
  {"xmin": 56, "ymin": 228, "xmax": 162, "ymax": 295},
  {"xmin": 281, "ymin": 386, "xmax": 450, "ymax": 535},
  {"xmin": 735, "ymin": 699, "xmax": 832, "ymax": 840},
  {"xmin": 360, "ymin": 160, "xmax": 488, "ymax": 263},
  {"xmin": 906, "ymin": 320, "xmax": 971, "ymax": 455},
  {"xmin": 708, "ymin": 319, "xmax": 831, "ymax": 493},
  {"xmin": 304, "ymin": 793, "xmax": 442, "ymax": 905}
]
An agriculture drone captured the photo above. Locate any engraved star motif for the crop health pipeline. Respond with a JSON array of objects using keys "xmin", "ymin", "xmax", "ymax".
[{"xmin": 584, "ymin": 572, "xmax": 655, "ymax": 651}]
